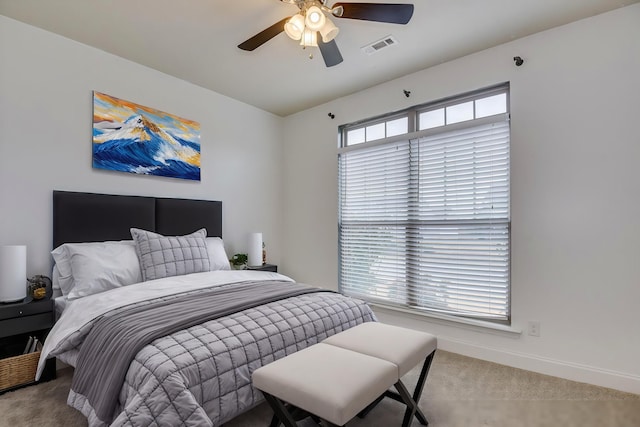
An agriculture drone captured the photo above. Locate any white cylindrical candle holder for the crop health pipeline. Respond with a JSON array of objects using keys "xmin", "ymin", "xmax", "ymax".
[
  {"xmin": 247, "ymin": 233, "xmax": 263, "ymax": 267},
  {"xmin": 0, "ymin": 245, "xmax": 27, "ymax": 303}
]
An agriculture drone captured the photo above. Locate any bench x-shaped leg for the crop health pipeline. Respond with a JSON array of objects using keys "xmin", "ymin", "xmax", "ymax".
[
  {"xmin": 264, "ymin": 393, "xmax": 340, "ymax": 427},
  {"xmin": 358, "ymin": 350, "xmax": 436, "ymax": 426},
  {"xmin": 263, "ymin": 393, "xmax": 298, "ymax": 427}
]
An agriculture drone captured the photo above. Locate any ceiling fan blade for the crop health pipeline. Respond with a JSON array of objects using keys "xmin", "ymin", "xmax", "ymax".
[
  {"xmin": 238, "ymin": 17, "xmax": 290, "ymax": 51},
  {"xmin": 318, "ymin": 39, "xmax": 343, "ymax": 67},
  {"xmin": 333, "ymin": 3, "xmax": 414, "ymax": 24}
]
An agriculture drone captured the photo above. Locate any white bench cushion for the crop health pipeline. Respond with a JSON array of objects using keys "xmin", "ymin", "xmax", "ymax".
[
  {"xmin": 323, "ymin": 322, "xmax": 437, "ymax": 377},
  {"xmin": 252, "ymin": 343, "xmax": 397, "ymax": 426}
]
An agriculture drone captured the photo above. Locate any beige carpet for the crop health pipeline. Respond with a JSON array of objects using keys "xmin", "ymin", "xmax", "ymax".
[{"xmin": 1, "ymin": 351, "xmax": 638, "ymax": 427}]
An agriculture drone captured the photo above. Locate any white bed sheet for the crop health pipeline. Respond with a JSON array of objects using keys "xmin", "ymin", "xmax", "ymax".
[
  {"xmin": 53, "ymin": 294, "xmax": 68, "ymax": 320},
  {"xmin": 36, "ymin": 270, "xmax": 294, "ymax": 379}
]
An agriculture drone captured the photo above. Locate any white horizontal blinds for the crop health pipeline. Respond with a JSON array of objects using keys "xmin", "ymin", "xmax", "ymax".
[
  {"xmin": 417, "ymin": 120, "xmax": 510, "ymax": 221},
  {"xmin": 411, "ymin": 119, "xmax": 510, "ymax": 319},
  {"xmin": 339, "ymin": 141, "xmax": 412, "ymax": 302},
  {"xmin": 338, "ymin": 90, "xmax": 510, "ymax": 322},
  {"xmin": 339, "ymin": 226, "xmax": 409, "ymax": 302},
  {"xmin": 340, "ymin": 141, "xmax": 411, "ymax": 221},
  {"xmin": 409, "ymin": 223, "xmax": 509, "ymax": 319}
]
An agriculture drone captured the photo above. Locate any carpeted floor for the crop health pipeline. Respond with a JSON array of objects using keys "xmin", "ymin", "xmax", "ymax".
[{"xmin": 0, "ymin": 350, "xmax": 638, "ymax": 427}]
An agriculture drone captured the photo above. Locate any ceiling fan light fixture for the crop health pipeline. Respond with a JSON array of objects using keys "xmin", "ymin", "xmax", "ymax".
[
  {"xmin": 239, "ymin": 1, "xmax": 414, "ymax": 67},
  {"xmin": 305, "ymin": 6, "xmax": 326, "ymax": 31},
  {"xmin": 284, "ymin": 14, "xmax": 305, "ymax": 40},
  {"xmin": 320, "ymin": 17, "xmax": 339, "ymax": 42},
  {"xmin": 299, "ymin": 28, "xmax": 318, "ymax": 47}
]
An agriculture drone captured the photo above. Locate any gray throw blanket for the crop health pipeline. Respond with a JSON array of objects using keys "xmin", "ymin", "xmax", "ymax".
[{"xmin": 71, "ymin": 280, "xmax": 330, "ymax": 425}]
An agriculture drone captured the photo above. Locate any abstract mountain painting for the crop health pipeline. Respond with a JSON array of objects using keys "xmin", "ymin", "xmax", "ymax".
[{"xmin": 92, "ymin": 91, "xmax": 201, "ymax": 181}]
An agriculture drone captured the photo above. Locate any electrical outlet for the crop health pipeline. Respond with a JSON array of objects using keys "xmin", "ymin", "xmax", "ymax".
[{"xmin": 528, "ymin": 321, "xmax": 541, "ymax": 337}]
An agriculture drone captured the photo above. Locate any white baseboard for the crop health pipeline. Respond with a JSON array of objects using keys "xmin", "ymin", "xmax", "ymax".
[{"xmin": 438, "ymin": 337, "xmax": 640, "ymax": 395}]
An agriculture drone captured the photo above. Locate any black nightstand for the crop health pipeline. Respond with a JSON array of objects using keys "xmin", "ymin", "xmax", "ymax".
[
  {"xmin": 0, "ymin": 298, "xmax": 56, "ymax": 394},
  {"xmin": 246, "ymin": 264, "xmax": 278, "ymax": 273}
]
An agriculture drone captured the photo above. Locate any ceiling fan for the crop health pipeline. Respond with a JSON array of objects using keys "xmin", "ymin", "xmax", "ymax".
[{"xmin": 238, "ymin": 1, "xmax": 414, "ymax": 67}]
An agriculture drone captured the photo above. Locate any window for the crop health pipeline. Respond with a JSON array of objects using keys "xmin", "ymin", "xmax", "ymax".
[
  {"xmin": 345, "ymin": 116, "xmax": 409, "ymax": 146},
  {"xmin": 338, "ymin": 84, "xmax": 510, "ymax": 323}
]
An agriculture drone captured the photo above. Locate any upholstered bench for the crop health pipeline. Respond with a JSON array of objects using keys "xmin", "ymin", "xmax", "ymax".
[
  {"xmin": 324, "ymin": 322, "xmax": 438, "ymax": 426},
  {"xmin": 252, "ymin": 322, "xmax": 437, "ymax": 427}
]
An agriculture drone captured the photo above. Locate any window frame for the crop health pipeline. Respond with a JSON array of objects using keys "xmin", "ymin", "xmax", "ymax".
[
  {"xmin": 340, "ymin": 84, "xmax": 510, "ymax": 148},
  {"xmin": 338, "ymin": 83, "xmax": 511, "ymax": 325}
]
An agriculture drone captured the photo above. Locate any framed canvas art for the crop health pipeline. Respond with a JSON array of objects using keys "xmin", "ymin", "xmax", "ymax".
[{"xmin": 92, "ymin": 91, "xmax": 201, "ymax": 181}]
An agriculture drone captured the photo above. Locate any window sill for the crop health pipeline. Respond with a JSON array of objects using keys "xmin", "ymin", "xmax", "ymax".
[{"xmin": 369, "ymin": 302, "xmax": 522, "ymax": 336}]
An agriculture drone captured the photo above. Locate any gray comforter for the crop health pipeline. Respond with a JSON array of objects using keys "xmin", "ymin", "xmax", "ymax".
[{"xmin": 67, "ymin": 280, "xmax": 376, "ymax": 426}]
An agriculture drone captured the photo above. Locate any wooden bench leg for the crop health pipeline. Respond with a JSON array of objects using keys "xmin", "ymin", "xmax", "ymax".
[
  {"xmin": 357, "ymin": 350, "xmax": 436, "ymax": 426},
  {"xmin": 263, "ymin": 392, "xmax": 299, "ymax": 427},
  {"xmin": 407, "ymin": 350, "xmax": 435, "ymax": 425},
  {"xmin": 394, "ymin": 380, "xmax": 418, "ymax": 427},
  {"xmin": 401, "ymin": 350, "xmax": 435, "ymax": 426},
  {"xmin": 264, "ymin": 394, "xmax": 342, "ymax": 427},
  {"xmin": 357, "ymin": 393, "xmax": 386, "ymax": 418}
]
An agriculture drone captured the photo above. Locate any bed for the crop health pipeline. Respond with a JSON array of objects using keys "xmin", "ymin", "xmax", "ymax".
[{"xmin": 37, "ymin": 191, "xmax": 376, "ymax": 427}]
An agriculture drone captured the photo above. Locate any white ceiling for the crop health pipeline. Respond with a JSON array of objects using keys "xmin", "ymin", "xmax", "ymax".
[{"xmin": 1, "ymin": 0, "xmax": 637, "ymax": 116}]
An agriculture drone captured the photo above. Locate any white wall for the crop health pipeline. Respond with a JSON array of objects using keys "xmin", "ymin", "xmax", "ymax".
[
  {"xmin": 2, "ymin": 5, "xmax": 639, "ymax": 394},
  {"xmin": 0, "ymin": 16, "xmax": 284, "ymax": 275},
  {"xmin": 282, "ymin": 4, "xmax": 640, "ymax": 393}
]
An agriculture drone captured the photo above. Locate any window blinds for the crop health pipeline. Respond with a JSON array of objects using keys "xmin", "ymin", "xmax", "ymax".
[{"xmin": 339, "ymin": 116, "xmax": 510, "ymax": 322}]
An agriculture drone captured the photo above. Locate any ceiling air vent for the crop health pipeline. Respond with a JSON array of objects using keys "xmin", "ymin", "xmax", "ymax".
[{"xmin": 361, "ymin": 35, "xmax": 399, "ymax": 56}]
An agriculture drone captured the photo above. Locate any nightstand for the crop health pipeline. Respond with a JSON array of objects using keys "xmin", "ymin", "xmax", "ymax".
[
  {"xmin": 246, "ymin": 264, "xmax": 278, "ymax": 273},
  {"xmin": 0, "ymin": 298, "xmax": 56, "ymax": 394}
]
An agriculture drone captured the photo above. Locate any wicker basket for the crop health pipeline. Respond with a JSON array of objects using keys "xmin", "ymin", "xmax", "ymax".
[{"xmin": 0, "ymin": 351, "xmax": 40, "ymax": 391}]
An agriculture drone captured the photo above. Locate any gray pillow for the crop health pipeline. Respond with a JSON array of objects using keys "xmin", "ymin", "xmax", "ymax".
[{"xmin": 130, "ymin": 228, "xmax": 210, "ymax": 281}]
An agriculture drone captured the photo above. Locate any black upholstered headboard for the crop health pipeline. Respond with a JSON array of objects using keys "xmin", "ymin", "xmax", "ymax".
[{"xmin": 52, "ymin": 191, "xmax": 222, "ymax": 248}]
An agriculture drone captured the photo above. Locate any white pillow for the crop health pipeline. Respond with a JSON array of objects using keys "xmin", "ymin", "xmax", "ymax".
[
  {"xmin": 51, "ymin": 264, "xmax": 62, "ymax": 292},
  {"xmin": 51, "ymin": 241, "xmax": 142, "ymax": 299},
  {"xmin": 50, "ymin": 236, "xmax": 230, "ymax": 298},
  {"xmin": 51, "ymin": 246, "xmax": 74, "ymax": 296},
  {"xmin": 206, "ymin": 237, "xmax": 231, "ymax": 271}
]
